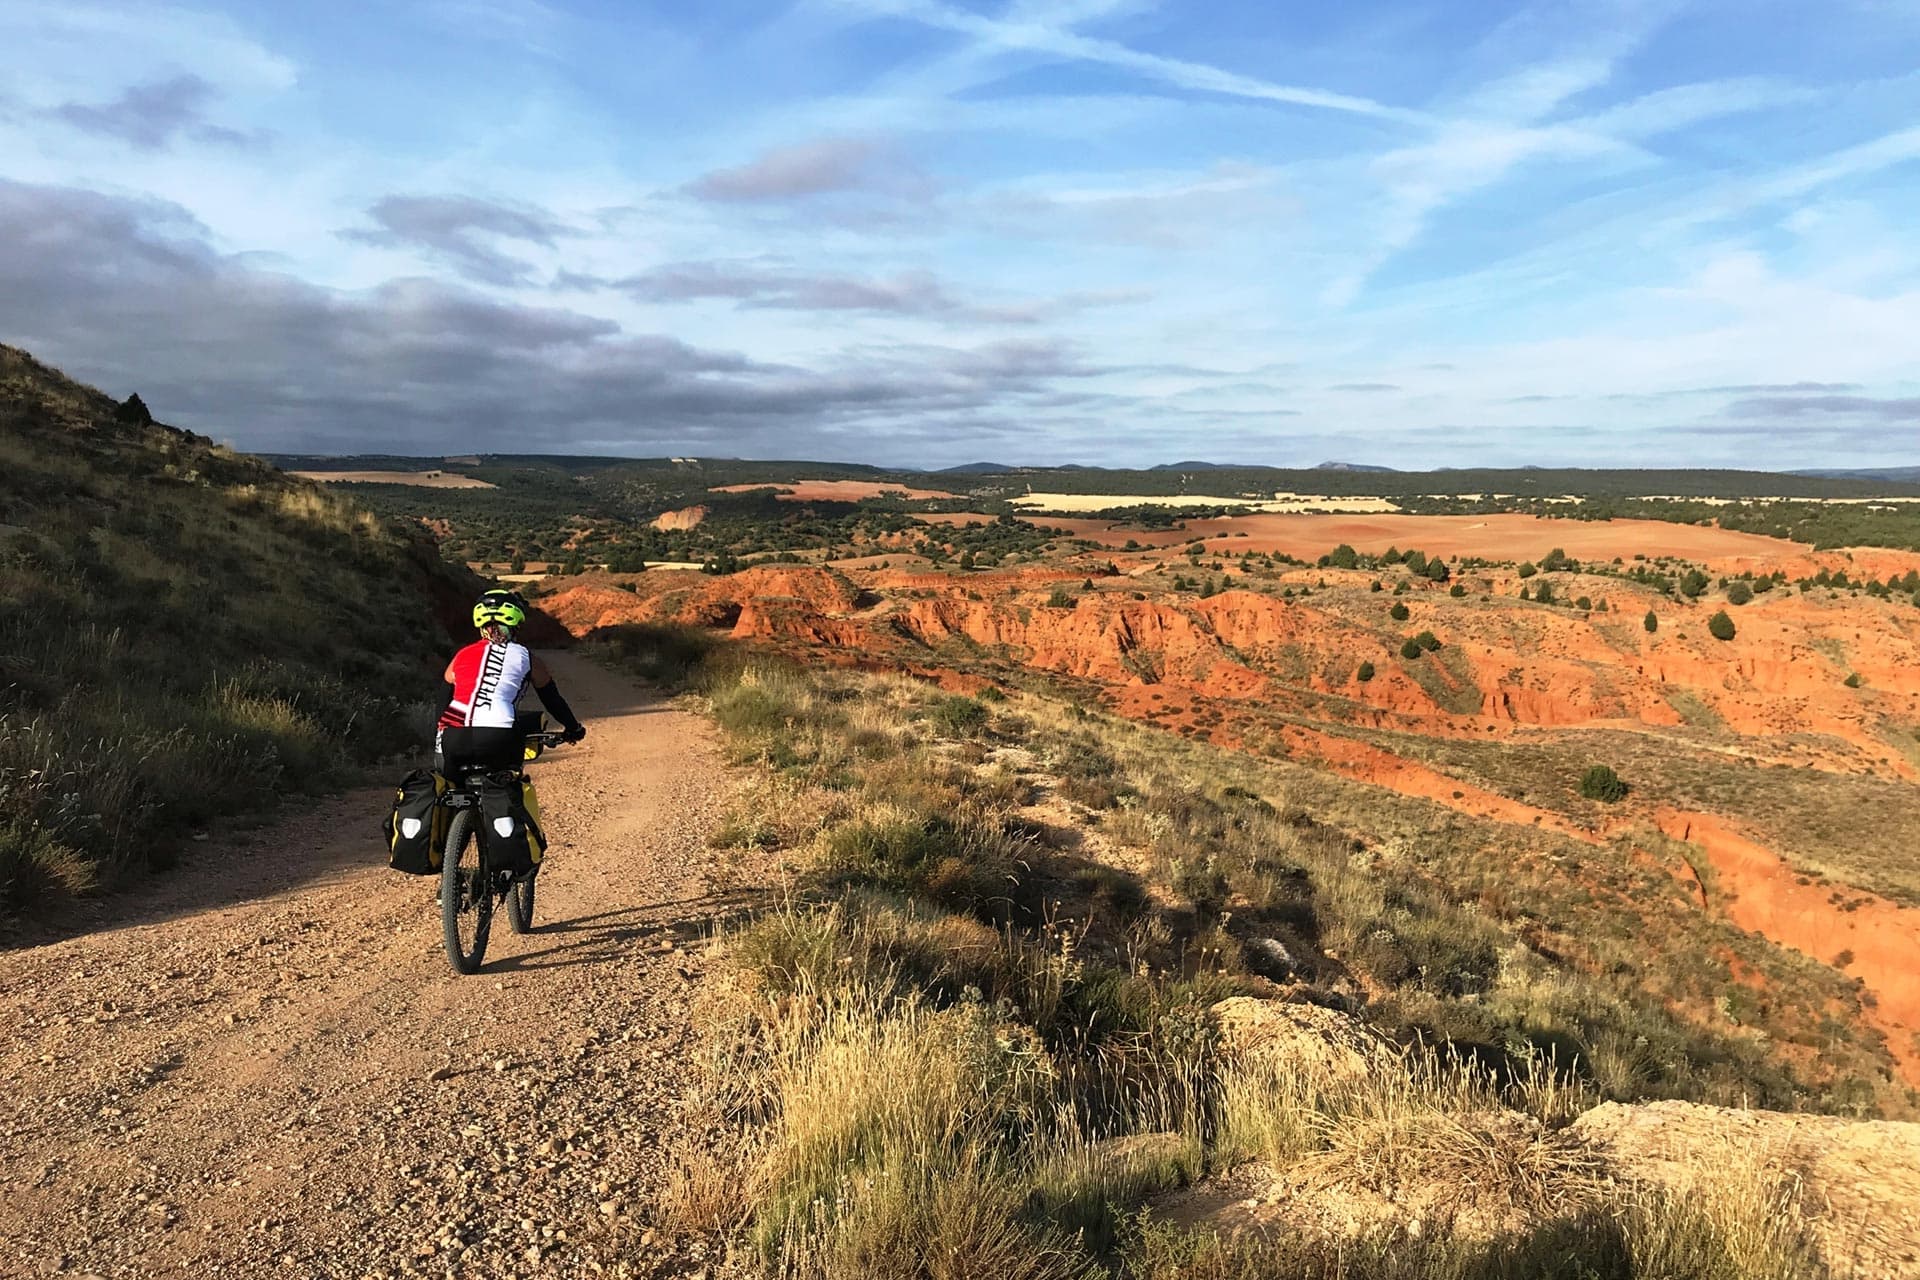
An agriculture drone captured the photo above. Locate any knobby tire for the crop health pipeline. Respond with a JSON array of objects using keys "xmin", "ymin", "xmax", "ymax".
[
  {"xmin": 507, "ymin": 870, "xmax": 536, "ymax": 934},
  {"xmin": 441, "ymin": 808, "xmax": 492, "ymax": 974}
]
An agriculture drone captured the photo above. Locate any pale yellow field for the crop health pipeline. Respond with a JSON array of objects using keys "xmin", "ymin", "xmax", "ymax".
[{"xmin": 293, "ymin": 469, "xmax": 496, "ymax": 489}]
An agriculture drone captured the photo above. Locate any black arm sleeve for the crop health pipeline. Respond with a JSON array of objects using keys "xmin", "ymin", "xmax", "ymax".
[{"xmin": 534, "ymin": 679, "xmax": 582, "ymax": 732}]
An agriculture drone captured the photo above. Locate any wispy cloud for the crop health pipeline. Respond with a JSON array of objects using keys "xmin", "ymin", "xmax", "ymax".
[
  {"xmin": 686, "ymin": 137, "xmax": 934, "ymax": 203},
  {"xmin": 851, "ymin": 0, "xmax": 1424, "ymax": 122},
  {"xmin": 340, "ymin": 195, "xmax": 573, "ymax": 286},
  {"xmin": 585, "ymin": 258, "xmax": 1136, "ymax": 324},
  {"xmin": 1724, "ymin": 394, "xmax": 1920, "ymax": 420},
  {"xmin": 52, "ymin": 74, "xmax": 258, "ymax": 150}
]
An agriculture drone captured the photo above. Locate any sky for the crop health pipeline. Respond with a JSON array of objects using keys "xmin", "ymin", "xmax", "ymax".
[{"xmin": 1, "ymin": 0, "xmax": 1918, "ymax": 469}]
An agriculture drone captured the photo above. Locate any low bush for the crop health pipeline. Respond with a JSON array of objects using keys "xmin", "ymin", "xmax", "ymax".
[
  {"xmin": 927, "ymin": 695, "xmax": 990, "ymax": 737},
  {"xmin": 1579, "ymin": 764, "xmax": 1630, "ymax": 803}
]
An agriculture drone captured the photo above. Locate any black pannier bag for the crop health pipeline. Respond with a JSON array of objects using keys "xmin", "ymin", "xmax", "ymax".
[
  {"xmin": 478, "ymin": 776, "xmax": 546, "ymax": 880},
  {"xmin": 384, "ymin": 769, "xmax": 449, "ymax": 874}
]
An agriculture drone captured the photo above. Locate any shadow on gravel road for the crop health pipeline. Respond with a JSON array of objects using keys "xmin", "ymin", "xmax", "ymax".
[
  {"xmin": 485, "ymin": 888, "xmax": 770, "ymax": 974},
  {"xmin": 1, "ymin": 664, "xmax": 668, "ymax": 952}
]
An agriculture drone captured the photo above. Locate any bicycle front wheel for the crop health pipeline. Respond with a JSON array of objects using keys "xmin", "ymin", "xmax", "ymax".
[{"xmin": 441, "ymin": 809, "xmax": 492, "ymax": 974}]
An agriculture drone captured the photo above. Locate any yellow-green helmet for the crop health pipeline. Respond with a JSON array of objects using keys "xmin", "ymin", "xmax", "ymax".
[{"xmin": 473, "ymin": 589, "xmax": 528, "ymax": 631}]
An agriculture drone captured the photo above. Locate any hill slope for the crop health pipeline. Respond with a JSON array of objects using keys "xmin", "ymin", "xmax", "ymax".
[{"xmin": 0, "ymin": 346, "xmax": 480, "ymax": 909}]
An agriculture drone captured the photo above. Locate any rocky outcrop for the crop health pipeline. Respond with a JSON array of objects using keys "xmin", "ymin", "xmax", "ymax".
[
  {"xmin": 1183, "ymin": 997, "xmax": 1920, "ymax": 1276},
  {"xmin": 650, "ymin": 504, "xmax": 706, "ymax": 531},
  {"xmin": 1210, "ymin": 996, "xmax": 1395, "ymax": 1083},
  {"xmin": 1572, "ymin": 1100, "xmax": 1920, "ymax": 1279}
]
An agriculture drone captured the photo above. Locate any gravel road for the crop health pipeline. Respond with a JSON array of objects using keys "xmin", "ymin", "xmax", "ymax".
[{"xmin": 0, "ymin": 653, "xmax": 739, "ymax": 1280}]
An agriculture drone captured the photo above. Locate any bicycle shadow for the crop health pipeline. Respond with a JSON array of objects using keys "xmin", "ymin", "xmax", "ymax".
[{"xmin": 483, "ymin": 887, "xmax": 769, "ymax": 973}]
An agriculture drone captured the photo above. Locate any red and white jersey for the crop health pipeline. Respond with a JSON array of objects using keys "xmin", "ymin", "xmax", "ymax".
[{"xmin": 438, "ymin": 640, "xmax": 534, "ymax": 730}]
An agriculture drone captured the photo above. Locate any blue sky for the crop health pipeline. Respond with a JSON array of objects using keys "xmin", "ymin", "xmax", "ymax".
[{"xmin": 2, "ymin": 0, "xmax": 1917, "ymax": 468}]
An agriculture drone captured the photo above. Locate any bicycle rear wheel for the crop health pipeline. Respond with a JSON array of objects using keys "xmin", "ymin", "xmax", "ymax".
[
  {"xmin": 441, "ymin": 809, "xmax": 493, "ymax": 974},
  {"xmin": 507, "ymin": 869, "xmax": 537, "ymax": 934}
]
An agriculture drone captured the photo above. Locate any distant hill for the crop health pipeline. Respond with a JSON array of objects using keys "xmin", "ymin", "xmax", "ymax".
[
  {"xmin": 937, "ymin": 461, "xmax": 1020, "ymax": 475},
  {"xmin": 1315, "ymin": 461, "xmax": 1398, "ymax": 473},
  {"xmin": 1795, "ymin": 466, "xmax": 1920, "ymax": 483},
  {"xmin": 1149, "ymin": 461, "xmax": 1239, "ymax": 471},
  {"xmin": 1, "ymin": 346, "xmax": 482, "ymax": 911}
]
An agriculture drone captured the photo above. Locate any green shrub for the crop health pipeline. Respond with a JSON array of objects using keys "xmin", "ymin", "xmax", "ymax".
[
  {"xmin": 1400, "ymin": 638, "xmax": 1424, "ymax": 660},
  {"xmin": 1517, "ymin": 562, "xmax": 1537, "ymax": 578},
  {"xmin": 1389, "ymin": 601, "xmax": 1411, "ymax": 621},
  {"xmin": 1356, "ymin": 661, "xmax": 1375, "ymax": 683},
  {"xmin": 1727, "ymin": 581, "xmax": 1753, "ymax": 606},
  {"xmin": 928, "ymin": 695, "xmax": 991, "ymax": 737},
  {"xmin": 1046, "ymin": 585, "xmax": 1074, "ymax": 608},
  {"xmin": 1844, "ymin": 672, "xmax": 1863, "ymax": 689},
  {"xmin": 1644, "ymin": 610, "xmax": 1658, "ymax": 633},
  {"xmin": 1449, "ymin": 583, "xmax": 1467, "ymax": 598},
  {"xmin": 1415, "ymin": 630, "xmax": 1442, "ymax": 651},
  {"xmin": 1579, "ymin": 765, "xmax": 1629, "ymax": 803},
  {"xmin": 1708, "ymin": 610, "xmax": 1736, "ymax": 641}
]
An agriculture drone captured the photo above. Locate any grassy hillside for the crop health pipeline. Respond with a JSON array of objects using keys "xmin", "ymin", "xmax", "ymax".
[
  {"xmin": 596, "ymin": 633, "xmax": 1839, "ymax": 1278},
  {"xmin": 0, "ymin": 346, "xmax": 479, "ymax": 909}
]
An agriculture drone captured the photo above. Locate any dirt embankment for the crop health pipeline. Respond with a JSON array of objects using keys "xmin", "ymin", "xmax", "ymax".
[
  {"xmin": 1659, "ymin": 811, "xmax": 1920, "ymax": 1087},
  {"xmin": 0, "ymin": 654, "xmax": 736, "ymax": 1279}
]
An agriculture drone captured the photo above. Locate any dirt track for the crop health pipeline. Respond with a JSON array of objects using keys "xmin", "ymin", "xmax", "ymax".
[{"xmin": 0, "ymin": 654, "xmax": 739, "ymax": 1279}]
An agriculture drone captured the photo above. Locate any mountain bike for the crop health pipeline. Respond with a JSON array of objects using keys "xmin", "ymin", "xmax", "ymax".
[{"xmin": 439, "ymin": 722, "xmax": 569, "ymax": 974}]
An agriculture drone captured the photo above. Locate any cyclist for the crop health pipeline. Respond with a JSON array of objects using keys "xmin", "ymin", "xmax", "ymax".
[{"xmin": 436, "ymin": 588, "xmax": 587, "ymax": 767}]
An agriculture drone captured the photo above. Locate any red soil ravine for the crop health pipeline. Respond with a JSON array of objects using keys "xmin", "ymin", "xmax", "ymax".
[
  {"xmin": 1279, "ymin": 726, "xmax": 1595, "ymax": 839},
  {"xmin": 536, "ymin": 565, "xmax": 1920, "ymax": 781},
  {"xmin": 1658, "ymin": 810, "xmax": 1920, "ymax": 1088},
  {"xmin": 537, "ymin": 565, "xmax": 1920, "ymax": 1083}
]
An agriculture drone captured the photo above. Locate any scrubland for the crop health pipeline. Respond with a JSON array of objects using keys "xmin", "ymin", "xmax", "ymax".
[{"xmin": 593, "ymin": 627, "xmax": 1879, "ymax": 1278}]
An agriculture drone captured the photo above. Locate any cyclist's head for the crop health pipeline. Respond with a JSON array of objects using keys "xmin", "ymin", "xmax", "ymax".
[{"xmin": 473, "ymin": 588, "xmax": 528, "ymax": 642}]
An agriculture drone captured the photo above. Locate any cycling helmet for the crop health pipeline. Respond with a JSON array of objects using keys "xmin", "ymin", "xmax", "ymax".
[{"xmin": 473, "ymin": 588, "xmax": 528, "ymax": 631}]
